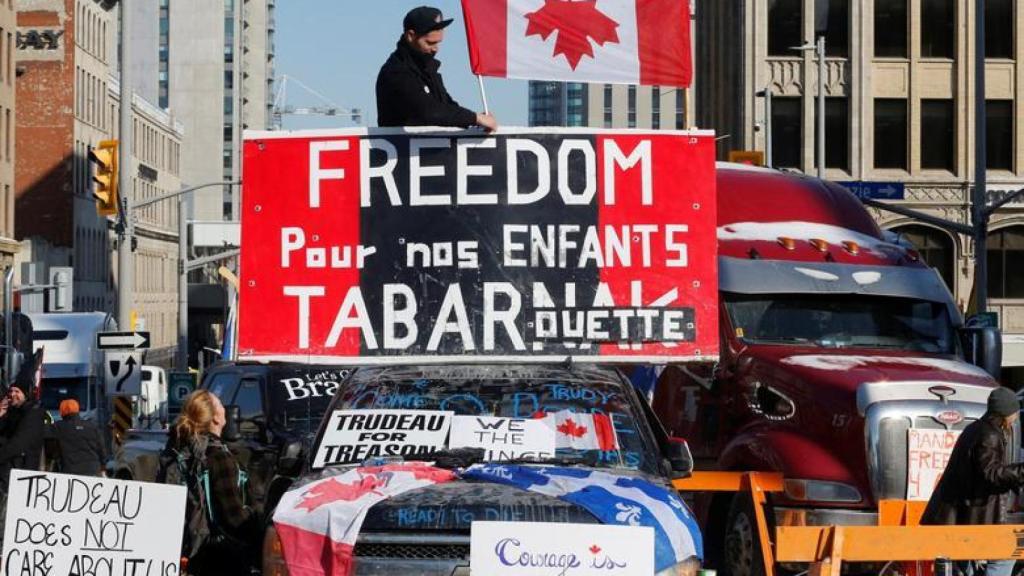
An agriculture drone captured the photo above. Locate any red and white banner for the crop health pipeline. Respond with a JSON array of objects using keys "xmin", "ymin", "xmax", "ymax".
[
  {"xmin": 273, "ymin": 463, "xmax": 457, "ymax": 576},
  {"xmin": 462, "ymin": 0, "xmax": 692, "ymax": 87},
  {"xmin": 239, "ymin": 128, "xmax": 718, "ymax": 364}
]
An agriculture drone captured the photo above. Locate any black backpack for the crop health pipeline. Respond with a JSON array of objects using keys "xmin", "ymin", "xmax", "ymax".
[{"xmin": 157, "ymin": 440, "xmax": 214, "ymax": 560}]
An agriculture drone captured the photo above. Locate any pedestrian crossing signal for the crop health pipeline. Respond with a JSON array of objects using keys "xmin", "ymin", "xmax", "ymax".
[{"xmin": 90, "ymin": 139, "xmax": 119, "ymax": 216}]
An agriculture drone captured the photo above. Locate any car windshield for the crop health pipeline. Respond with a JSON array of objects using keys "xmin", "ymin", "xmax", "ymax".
[
  {"xmin": 314, "ymin": 366, "xmax": 659, "ymax": 475},
  {"xmin": 725, "ymin": 293, "xmax": 956, "ymax": 353},
  {"xmin": 268, "ymin": 366, "xmax": 353, "ymax": 436}
]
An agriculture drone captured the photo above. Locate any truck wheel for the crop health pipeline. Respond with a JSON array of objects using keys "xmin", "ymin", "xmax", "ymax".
[{"xmin": 723, "ymin": 494, "xmax": 767, "ymax": 576}]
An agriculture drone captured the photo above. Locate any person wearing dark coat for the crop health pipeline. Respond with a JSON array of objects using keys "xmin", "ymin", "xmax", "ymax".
[
  {"xmin": 376, "ymin": 6, "xmax": 498, "ymax": 130},
  {"xmin": 53, "ymin": 399, "xmax": 107, "ymax": 476},
  {"xmin": 922, "ymin": 386, "xmax": 1024, "ymax": 576},
  {"xmin": 0, "ymin": 379, "xmax": 45, "ymax": 490}
]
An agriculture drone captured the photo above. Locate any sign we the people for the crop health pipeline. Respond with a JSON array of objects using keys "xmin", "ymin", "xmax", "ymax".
[
  {"xmin": 239, "ymin": 128, "xmax": 718, "ymax": 363},
  {"xmin": 1, "ymin": 470, "xmax": 186, "ymax": 575}
]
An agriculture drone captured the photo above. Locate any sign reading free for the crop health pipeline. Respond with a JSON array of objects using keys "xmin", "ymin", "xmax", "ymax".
[
  {"xmin": 239, "ymin": 128, "xmax": 719, "ymax": 364},
  {"xmin": 471, "ymin": 521, "xmax": 654, "ymax": 575}
]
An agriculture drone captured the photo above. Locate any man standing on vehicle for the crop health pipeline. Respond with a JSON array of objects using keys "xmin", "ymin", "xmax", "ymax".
[
  {"xmin": 376, "ymin": 6, "xmax": 498, "ymax": 130},
  {"xmin": 922, "ymin": 386, "xmax": 1024, "ymax": 576},
  {"xmin": 0, "ymin": 379, "xmax": 45, "ymax": 489}
]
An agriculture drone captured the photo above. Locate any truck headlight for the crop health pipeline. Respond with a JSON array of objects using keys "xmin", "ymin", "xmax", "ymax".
[
  {"xmin": 263, "ymin": 525, "xmax": 290, "ymax": 576},
  {"xmin": 783, "ymin": 479, "xmax": 862, "ymax": 503},
  {"xmin": 655, "ymin": 556, "xmax": 701, "ymax": 576}
]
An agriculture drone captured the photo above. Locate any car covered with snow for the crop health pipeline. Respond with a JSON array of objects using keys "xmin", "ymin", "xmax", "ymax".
[{"xmin": 262, "ymin": 364, "xmax": 703, "ymax": 576}]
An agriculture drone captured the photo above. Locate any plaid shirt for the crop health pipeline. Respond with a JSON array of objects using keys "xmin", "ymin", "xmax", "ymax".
[{"xmin": 204, "ymin": 435, "xmax": 253, "ymax": 532}]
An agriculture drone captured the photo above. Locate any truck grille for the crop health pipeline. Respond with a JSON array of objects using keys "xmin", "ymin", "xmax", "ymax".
[
  {"xmin": 353, "ymin": 542, "xmax": 470, "ymax": 560},
  {"xmin": 868, "ymin": 403, "xmax": 1019, "ymax": 501}
]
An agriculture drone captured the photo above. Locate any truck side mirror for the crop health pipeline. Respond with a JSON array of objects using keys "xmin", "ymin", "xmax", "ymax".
[
  {"xmin": 960, "ymin": 325, "xmax": 1002, "ymax": 379},
  {"xmin": 223, "ymin": 405, "xmax": 241, "ymax": 442},
  {"xmin": 665, "ymin": 436, "xmax": 694, "ymax": 479}
]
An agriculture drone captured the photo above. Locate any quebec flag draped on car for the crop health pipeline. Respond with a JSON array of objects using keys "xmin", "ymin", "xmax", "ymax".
[
  {"xmin": 273, "ymin": 463, "xmax": 457, "ymax": 576},
  {"xmin": 463, "ymin": 464, "xmax": 703, "ymax": 571}
]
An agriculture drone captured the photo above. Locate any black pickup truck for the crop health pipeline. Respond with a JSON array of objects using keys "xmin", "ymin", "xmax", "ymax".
[{"xmin": 113, "ymin": 361, "xmax": 352, "ymax": 513}]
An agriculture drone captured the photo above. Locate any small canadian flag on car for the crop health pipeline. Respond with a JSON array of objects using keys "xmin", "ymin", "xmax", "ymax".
[{"xmin": 541, "ymin": 409, "xmax": 620, "ymax": 451}]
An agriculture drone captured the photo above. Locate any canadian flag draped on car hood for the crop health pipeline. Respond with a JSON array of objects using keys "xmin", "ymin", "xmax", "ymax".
[
  {"xmin": 461, "ymin": 0, "xmax": 692, "ymax": 87},
  {"xmin": 273, "ymin": 463, "xmax": 457, "ymax": 576}
]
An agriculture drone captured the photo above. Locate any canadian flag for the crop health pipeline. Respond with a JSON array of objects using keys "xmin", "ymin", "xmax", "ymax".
[
  {"xmin": 273, "ymin": 463, "xmax": 456, "ymax": 576},
  {"xmin": 461, "ymin": 0, "xmax": 692, "ymax": 87},
  {"xmin": 543, "ymin": 409, "xmax": 620, "ymax": 451}
]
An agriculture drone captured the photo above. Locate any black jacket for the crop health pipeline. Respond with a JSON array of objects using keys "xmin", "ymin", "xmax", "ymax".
[
  {"xmin": 376, "ymin": 39, "xmax": 477, "ymax": 128},
  {"xmin": 53, "ymin": 414, "xmax": 107, "ymax": 476},
  {"xmin": 0, "ymin": 400, "xmax": 44, "ymax": 486},
  {"xmin": 921, "ymin": 414, "xmax": 1024, "ymax": 525}
]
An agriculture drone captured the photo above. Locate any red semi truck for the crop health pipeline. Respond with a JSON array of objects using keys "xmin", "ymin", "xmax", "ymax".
[{"xmin": 652, "ymin": 163, "xmax": 1007, "ymax": 576}]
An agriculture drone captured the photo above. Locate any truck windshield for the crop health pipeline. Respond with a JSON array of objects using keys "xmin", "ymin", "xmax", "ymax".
[
  {"xmin": 41, "ymin": 377, "xmax": 92, "ymax": 412},
  {"xmin": 319, "ymin": 367, "xmax": 659, "ymax": 475},
  {"xmin": 725, "ymin": 293, "xmax": 956, "ymax": 354}
]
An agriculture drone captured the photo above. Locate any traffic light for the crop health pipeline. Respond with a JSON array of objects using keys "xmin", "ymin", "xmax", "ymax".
[{"xmin": 89, "ymin": 139, "xmax": 119, "ymax": 216}]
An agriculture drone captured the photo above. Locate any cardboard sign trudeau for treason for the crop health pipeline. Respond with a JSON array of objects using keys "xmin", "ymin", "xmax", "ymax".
[{"xmin": 239, "ymin": 128, "xmax": 718, "ymax": 363}]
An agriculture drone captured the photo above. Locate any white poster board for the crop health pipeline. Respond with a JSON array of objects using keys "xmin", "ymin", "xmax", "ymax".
[
  {"xmin": 907, "ymin": 429, "xmax": 961, "ymax": 501},
  {"xmin": 471, "ymin": 521, "xmax": 654, "ymax": 575},
  {"xmin": 1, "ymin": 470, "xmax": 186, "ymax": 575},
  {"xmin": 450, "ymin": 416, "xmax": 555, "ymax": 460},
  {"xmin": 313, "ymin": 409, "xmax": 454, "ymax": 467}
]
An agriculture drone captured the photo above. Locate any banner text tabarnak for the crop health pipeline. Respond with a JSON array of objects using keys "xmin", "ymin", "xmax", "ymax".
[{"xmin": 308, "ymin": 137, "xmax": 654, "ymax": 209}]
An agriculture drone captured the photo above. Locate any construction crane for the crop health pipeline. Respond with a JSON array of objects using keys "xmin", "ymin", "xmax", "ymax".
[{"xmin": 271, "ymin": 74, "xmax": 362, "ymax": 129}]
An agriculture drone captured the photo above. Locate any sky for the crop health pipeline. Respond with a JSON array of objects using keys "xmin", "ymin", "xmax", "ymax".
[{"xmin": 275, "ymin": 0, "xmax": 529, "ymax": 130}]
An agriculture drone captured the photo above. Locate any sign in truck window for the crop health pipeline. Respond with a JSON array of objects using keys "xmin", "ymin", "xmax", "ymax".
[
  {"xmin": 1, "ymin": 470, "xmax": 186, "ymax": 575},
  {"xmin": 239, "ymin": 129, "xmax": 718, "ymax": 363},
  {"xmin": 313, "ymin": 409, "xmax": 454, "ymax": 467}
]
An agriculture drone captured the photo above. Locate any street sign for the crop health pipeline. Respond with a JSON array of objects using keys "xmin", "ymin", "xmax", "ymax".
[
  {"xmin": 837, "ymin": 181, "xmax": 906, "ymax": 200},
  {"xmin": 105, "ymin": 351, "xmax": 142, "ymax": 395},
  {"xmin": 96, "ymin": 330, "xmax": 150, "ymax": 350},
  {"xmin": 168, "ymin": 371, "xmax": 195, "ymax": 412}
]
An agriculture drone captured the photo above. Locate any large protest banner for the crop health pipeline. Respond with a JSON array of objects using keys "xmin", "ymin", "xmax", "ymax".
[
  {"xmin": 239, "ymin": 128, "xmax": 718, "ymax": 363},
  {"xmin": 1, "ymin": 470, "xmax": 186, "ymax": 575}
]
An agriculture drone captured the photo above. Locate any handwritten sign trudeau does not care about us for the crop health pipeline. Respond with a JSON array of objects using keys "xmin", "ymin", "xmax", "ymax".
[
  {"xmin": 2, "ymin": 470, "xmax": 186, "ymax": 576},
  {"xmin": 471, "ymin": 521, "xmax": 654, "ymax": 576}
]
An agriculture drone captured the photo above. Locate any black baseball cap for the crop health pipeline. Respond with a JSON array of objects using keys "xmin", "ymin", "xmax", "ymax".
[{"xmin": 403, "ymin": 6, "xmax": 454, "ymax": 35}]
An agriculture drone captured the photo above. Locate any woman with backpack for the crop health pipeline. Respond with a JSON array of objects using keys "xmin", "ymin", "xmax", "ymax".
[{"xmin": 167, "ymin": 390, "xmax": 259, "ymax": 575}]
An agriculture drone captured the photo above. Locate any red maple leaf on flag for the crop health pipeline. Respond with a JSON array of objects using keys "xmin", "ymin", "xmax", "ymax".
[
  {"xmin": 525, "ymin": 0, "xmax": 620, "ymax": 70},
  {"xmin": 557, "ymin": 418, "xmax": 588, "ymax": 438},
  {"xmin": 296, "ymin": 475, "xmax": 387, "ymax": 513}
]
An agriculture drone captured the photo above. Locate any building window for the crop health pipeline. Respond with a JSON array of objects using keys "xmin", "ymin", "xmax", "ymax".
[
  {"xmin": 604, "ymin": 84, "xmax": 612, "ymax": 128},
  {"xmin": 988, "ymin": 227, "xmax": 1024, "ymax": 299},
  {"xmin": 986, "ymin": 0, "xmax": 1013, "ymax": 59},
  {"xmin": 566, "ymin": 82, "xmax": 586, "ymax": 127},
  {"xmin": 824, "ymin": 0, "xmax": 849, "ymax": 57},
  {"xmin": 875, "ymin": 0, "xmax": 908, "ymax": 57},
  {"xmin": 874, "ymin": 99, "xmax": 907, "ymax": 169},
  {"xmin": 768, "ymin": 0, "xmax": 802, "ymax": 56},
  {"xmin": 892, "ymin": 225, "xmax": 956, "ymax": 292},
  {"xmin": 627, "ymin": 85, "xmax": 636, "ymax": 128},
  {"xmin": 822, "ymin": 97, "xmax": 849, "ymax": 171},
  {"xmin": 675, "ymin": 90, "xmax": 684, "ymax": 129},
  {"xmin": 652, "ymin": 87, "xmax": 661, "ymax": 130},
  {"xmin": 921, "ymin": 99, "xmax": 956, "ymax": 171},
  {"xmin": 921, "ymin": 0, "xmax": 955, "ymax": 59},
  {"xmin": 987, "ymin": 100, "xmax": 1014, "ymax": 171},
  {"xmin": 771, "ymin": 97, "xmax": 802, "ymax": 169}
]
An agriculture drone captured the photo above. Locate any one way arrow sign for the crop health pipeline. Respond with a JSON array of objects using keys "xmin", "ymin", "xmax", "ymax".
[{"xmin": 97, "ymin": 331, "xmax": 150, "ymax": 350}]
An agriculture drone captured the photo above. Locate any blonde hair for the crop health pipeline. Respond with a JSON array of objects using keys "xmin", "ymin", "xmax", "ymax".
[{"xmin": 174, "ymin": 390, "xmax": 218, "ymax": 443}]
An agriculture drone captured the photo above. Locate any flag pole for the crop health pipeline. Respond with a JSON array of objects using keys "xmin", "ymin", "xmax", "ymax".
[{"xmin": 476, "ymin": 75, "xmax": 490, "ymax": 114}]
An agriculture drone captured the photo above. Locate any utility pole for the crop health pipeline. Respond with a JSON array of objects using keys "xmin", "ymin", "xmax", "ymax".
[
  {"xmin": 973, "ymin": 0, "xmax": 988, "ymax": 314},
  {"xmin": 116, "ymin": 1, "xmax": 133, "ymax": 330}
]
